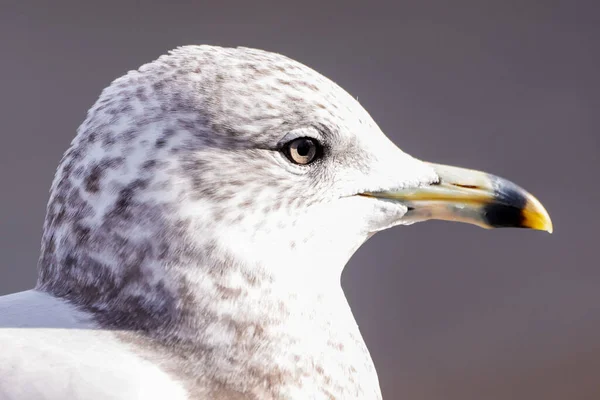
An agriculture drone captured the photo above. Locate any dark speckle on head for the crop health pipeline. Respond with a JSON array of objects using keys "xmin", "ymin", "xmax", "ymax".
[
  {"xmin": 84, "ymin": 164, "xmax": 104, "ymax": 193},
  {"xmin": 111, "ymin": 179, "xmax": 150, "ymax": 219}
]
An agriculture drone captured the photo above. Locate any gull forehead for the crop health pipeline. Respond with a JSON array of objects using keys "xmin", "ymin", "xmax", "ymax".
[{"xmin": 7, "ymin": 44, "xmax": 552, "ymax": 400}]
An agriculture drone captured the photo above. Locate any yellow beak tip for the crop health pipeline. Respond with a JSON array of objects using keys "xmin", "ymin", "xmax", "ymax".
[{"xmin": 523, "ymin": 201, "xmax": 553, "ymax": 234}]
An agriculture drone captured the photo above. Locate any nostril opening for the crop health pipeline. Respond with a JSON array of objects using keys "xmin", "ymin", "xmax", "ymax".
[{"xmin": 452, "ymin": 183, "xmax": 478, "ymax": 189}]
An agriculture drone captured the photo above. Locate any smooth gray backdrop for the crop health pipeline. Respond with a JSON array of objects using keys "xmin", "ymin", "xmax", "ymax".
[{"xmin": 1, "ymin": 1, "xmax": 598, "ymax": 399}]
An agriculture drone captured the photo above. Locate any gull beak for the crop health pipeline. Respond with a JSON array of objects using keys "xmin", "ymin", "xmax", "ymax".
[{"xmin": 361, "ymin": 162, "xmax": 553, "ymax": 233}]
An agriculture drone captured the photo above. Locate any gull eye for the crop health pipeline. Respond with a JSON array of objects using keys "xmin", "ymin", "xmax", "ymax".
[{"xmin": 283, "ymin": 137, "xmax": 321, "ymax": 165}]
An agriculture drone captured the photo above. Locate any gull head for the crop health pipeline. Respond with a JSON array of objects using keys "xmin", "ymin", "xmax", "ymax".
[{"xmin": 36, "ymin": 45, "xmax": 552, "ymax": 324}]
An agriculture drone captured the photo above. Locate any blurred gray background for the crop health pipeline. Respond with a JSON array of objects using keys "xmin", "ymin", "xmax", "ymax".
[{"xmin": 1, "ymin": 1, "xmax": 598, "ymax": 399}]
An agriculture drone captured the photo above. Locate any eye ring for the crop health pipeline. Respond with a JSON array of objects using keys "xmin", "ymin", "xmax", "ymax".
[{"xmin": 283, "ymin": 137, "xmax": 322, "ymax": 165}]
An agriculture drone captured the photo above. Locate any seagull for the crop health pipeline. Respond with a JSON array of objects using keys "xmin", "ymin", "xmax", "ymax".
[{"xmin": 0, "ymin": 45, "xmax": 552, "ymax": 400}]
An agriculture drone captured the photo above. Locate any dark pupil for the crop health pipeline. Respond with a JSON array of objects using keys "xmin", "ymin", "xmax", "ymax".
[{"xmin": 297, "ymin": 139, "xmax": 312, "ymax": 157}]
